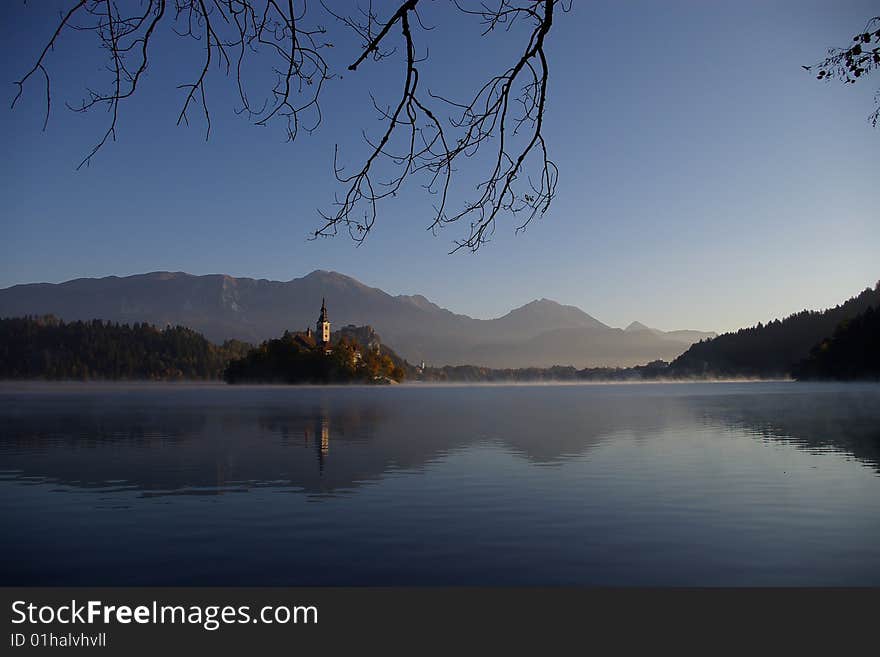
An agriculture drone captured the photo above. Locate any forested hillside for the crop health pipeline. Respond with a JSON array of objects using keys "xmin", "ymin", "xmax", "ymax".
[
  {"xmin": 0, "ymin": 316, "xmax": 250, "ymax": 380},
  {"xmin": 669, "ymin": 283, "xmax": 880, "ymax": 378},
  {"xmin": 793, "ymin": 306, "xmax": 880, "ymax": 380}
]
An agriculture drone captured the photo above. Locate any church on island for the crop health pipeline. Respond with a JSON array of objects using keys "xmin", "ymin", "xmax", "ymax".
[
  {"xmin": 300, "ymin": 297, "xmax": 333, "ymax": 354},
  {"xmin": 294, "ymin": 298, "xmax": 380, "ymax": 363},
  {"xmin": 224, "ymin": 297, "xmax": 404, "ymax": 384}
]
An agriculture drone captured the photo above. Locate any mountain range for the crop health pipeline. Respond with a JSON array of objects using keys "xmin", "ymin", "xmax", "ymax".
[{"xmin": 0, "ymin": 270, "xmax": 716, "ymax": 368}]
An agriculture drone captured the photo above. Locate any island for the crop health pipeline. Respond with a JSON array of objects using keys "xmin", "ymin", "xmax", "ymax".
[{"xmin": 223, "ymin": 299, "xmax": 407, "ymax": 384}]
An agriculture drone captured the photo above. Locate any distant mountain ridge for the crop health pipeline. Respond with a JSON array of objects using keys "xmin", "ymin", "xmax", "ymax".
[{"xmin": 0, "ymin": 270, "xmax": 716, "ymax": 368}]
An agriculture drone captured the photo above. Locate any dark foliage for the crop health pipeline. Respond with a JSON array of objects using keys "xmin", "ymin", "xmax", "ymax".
[
  {"xmin": 806, "ymin": 16, "xmax": 880, "ymax": 126},
  {"xmin": 793, "ymin": 306, "xmax": 880, "ymax": 381},
  {"xmin": 669, "ymin": 284, "xmax": 880, "ymax": 378},
  {"xmin": 420, "ymin": 363, "xmax": 578, "ymax": 382},
  {"xmin": 0, "ymin": 315, "xmax": 250, "ymax": 380},
  {"xmin": 417, "ymin": 359, "xmax": 670, "ymax": 383},
  {"xmin": 223, "ymin": 328, "xmax": 406, "ymax": 384}
]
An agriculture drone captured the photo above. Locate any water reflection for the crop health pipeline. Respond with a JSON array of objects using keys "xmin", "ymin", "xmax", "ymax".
[
  {"xmin": 0, "ymin": 383, "xmax": 878, "ymax": 498},
  {"xmin": 2, "ymin": 382, "xmax": 880, "ymax": 586},
  {"xmin": 694, "ymin": 387, "xmax": 880, "ymax": 471}
]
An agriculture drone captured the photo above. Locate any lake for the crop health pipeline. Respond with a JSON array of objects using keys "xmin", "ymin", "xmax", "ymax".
[{"xmin": 1, "ymin": 381, "xmax": 878, "ymax": 585}]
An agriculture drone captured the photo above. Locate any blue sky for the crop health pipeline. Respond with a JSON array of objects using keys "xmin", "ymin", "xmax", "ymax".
[{"xmin": 1, "ymin": 1, "xmax": 877, "ymax": 332}]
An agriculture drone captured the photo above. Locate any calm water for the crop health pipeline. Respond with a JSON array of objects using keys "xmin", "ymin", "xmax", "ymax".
[{"xmin": 1, "ymin": 381, "xmax": 879, "ymax": 586}]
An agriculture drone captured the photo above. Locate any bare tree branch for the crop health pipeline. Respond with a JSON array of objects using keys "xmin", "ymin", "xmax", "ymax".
[
  {"xmin": 806, "ymin": 16, "xmax": 880, "ymax": 127},
  {"xmin": 317, "ymin": 0, "xmax": 564, "ymax": 251},
  {"xmin": 13, "ymin": 0, "xmax": 567, "ymax": 251},
  {"xmin": 11, "ymin": 0, "xmax": 88, "ymax": 131}
]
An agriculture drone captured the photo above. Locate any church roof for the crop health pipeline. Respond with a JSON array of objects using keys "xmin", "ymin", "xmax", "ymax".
[{"xmin": 293, "ymin": 332, "xmax": 316, "ymax": 348}]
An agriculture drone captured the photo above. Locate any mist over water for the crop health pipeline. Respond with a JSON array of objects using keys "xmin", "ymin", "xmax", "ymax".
[{"xmin": 1, "ymin": 382, "xmax": 878, "ymax": 585}]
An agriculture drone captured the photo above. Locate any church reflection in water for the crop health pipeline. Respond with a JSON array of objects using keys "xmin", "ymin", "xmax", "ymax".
[
  {"xmin": 2, "ymin": 386, "xmax": 880, "ymax": 499},
  {"xmin": 302, "ymin": 413, "xmax": 331, "ymax": 462}
]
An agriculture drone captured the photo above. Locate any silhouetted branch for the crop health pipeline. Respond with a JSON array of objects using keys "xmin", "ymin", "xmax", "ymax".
[
  {"xmin": 806, "ymin": 16, "xmax": 880, "ymax": 127},
  {"xmin": 316, "ymin": 0, "xmax": 564, "ymax": 251},
  {"xmin": 15, "ymin": 0, "xmax": 332, "ymax": 166},
  {"xmin": 11, "ymin": 0, "xmax": 88, "ymax": 132},
  {"xmin": 14, "ymin": 0, "xmax": 565, "ymax": 250}
]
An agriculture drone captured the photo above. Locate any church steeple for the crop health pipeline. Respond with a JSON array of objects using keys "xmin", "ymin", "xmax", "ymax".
[{"xmin": 316, "ymin": 297, "xmax": 331, "ymax": 346}]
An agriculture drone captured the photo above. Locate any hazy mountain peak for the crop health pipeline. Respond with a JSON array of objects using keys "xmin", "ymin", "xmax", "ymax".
[
  {"xmin": 519, "ymin": 297, "xmax": 557, "ymax": 308},
  {"xmin": 300, "ymin": 269, "xmax": 350, "ymax": 282},
  {"xmin": 396, "ymin": 294, "xmax": 444, "ymax": 313},
  {"xmin": 500, "ymin": 298, "xmax": 608, "ymax": 331},
  {"xmin": 509, "ymin": 298, "xmax": 570, "ymax": 313},
  {"xmin": 144, "ymin": 271, "xmax": 193, "ymax": 280},
  {"xmin": 295, "ymin": 270, "xmax": 381, "ymax": 295},
  {"xmin": 625, "ymin": 321, "xmax": 656, "ymax": 333}
]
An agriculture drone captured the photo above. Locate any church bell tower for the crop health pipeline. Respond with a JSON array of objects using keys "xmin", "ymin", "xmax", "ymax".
[{"xmin": 317, "ymin": 298, "xmax": 331, "ymax": 346}]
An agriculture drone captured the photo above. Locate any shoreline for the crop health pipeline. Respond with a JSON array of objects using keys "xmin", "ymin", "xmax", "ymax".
[{"xmin": 3, "ymin": 378, "xmax": 865, "ymax": 392}]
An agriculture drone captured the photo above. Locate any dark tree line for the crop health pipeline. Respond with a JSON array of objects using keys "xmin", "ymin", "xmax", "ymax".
[
  {"xmin": 418, "ymin": 360, "xmax": 670, "ymax": 383},
  {"xmin": 669, "ymin": 283, "xmax": 880, "ymax": 379},
  {"xmin": 793, "ymin": 305, "xmax": 880, "ymax": 381},
  {"xmin": 0, "ymin": 315, "xmax": 249, "ymax": 380}
]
